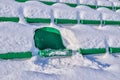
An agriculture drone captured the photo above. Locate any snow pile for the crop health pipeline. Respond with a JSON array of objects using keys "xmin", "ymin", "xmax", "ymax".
[
  {"xmin": 1, "ymin": 0, "xmax": 120, "ymax": 80},
  {"xmin": 23, "ymin": 1, "xmax": 51, "ymax": 18},
  {"xmin": 52, "ymin": 3, "xmax": 77, "ymax": 19},
  {"xmin": 80, "ymin": 0, "xmax": 96, "ymax": 5},
  {"xmin": 97, "ymin": 0, "xmax": 113, "ymax": 7},
  {"xmin": 1, "ymin": 54, "xmax": 120, "ymax": 80},
  {"xmin": 100, "ymin": 26, "xmax": 120, "ymax": 47},
  {"xmin": 0, "ymin": 22, "xmax": 34, "ymax": 53},
  {"xmin": 60, "ymin": 0, "xmax": 77, "ymax": 4},
  {"xmin": 0, "ymin": 0, "xmax": 20, "ymax": 17},
  {"xmin": 97, "ymin": 8, "xmax": 120, "ymax": 21},
  {"xmin": 39, "ymin": 0, "xmax": 58, "ymax": 2},
  {"xmin": 109, "ymin": 0, "xmax": 119, "ymax": 2},
  {"xmin": 77, "ymin": 6, "xmax": 101, "ymax": 20},
  {"xmin": 113, "ymin": 1, "xmax": 120, "ymax": 7},
  {"xmin": 65, "ymin": 25, "xmax": 106, "ymax": 49}
]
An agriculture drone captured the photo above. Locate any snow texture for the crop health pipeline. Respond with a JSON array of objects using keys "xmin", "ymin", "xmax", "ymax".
[
  {"xmin": 97, "ymin": 0, "xmax": 113, "ymax": 6},
  {"xmin": 52, "ymin": 3, "xmax": 77, "ymax": 19},
  {"xmin": 60, "ymin": 0, "xmax": 77, "ymax": 4},
  {"xmin": 0, "ymin": 22, "xmax": 34, "ymax": 53},
  {"xmin": 0, "ymin": 1, "xmax": 20, "ymax": 17},
  {"xmin": 23, "ymin": 1, "xmax": 51, "ymax": 18},
  {"xmin": 77, "ymin": 6, "xmax": 101, "ymax": 20},
  {"xmin": 97, "ymin": 8, "xmax": 120, "ymax": 20},
  {"xmin": 80, "ymin": 0, "xmax": 96, "ymax": 5},
  {"xmin": 1, "ymin": 0, "xmax": 120, "ymax": 80}
]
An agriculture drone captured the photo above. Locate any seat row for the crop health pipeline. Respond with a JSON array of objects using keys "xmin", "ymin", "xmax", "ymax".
[
  {"xmin": 16, "ymin": 0, "xmax": 120, "ymax": 10},
  {"xmin": 0, "ymin": 26, "xmax": 120, "ymax": 59},
  {"xmin": 1, "ymin": 1, "xmax": 120, "ymax": 25}
]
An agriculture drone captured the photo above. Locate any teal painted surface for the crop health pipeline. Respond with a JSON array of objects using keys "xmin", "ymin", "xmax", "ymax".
[
  {"xmin": 15, "ymin": 0, "xmax": 28, "ymax": 2},
  {"xmin": 78, "ymin": 48, "xmax": 106, "ymax": 55},
  {"xmin": 109, "ymin": 47, "xmax": 120, "ymax": 53},
  {"xmin": 25, "ymin": 17, "xmax": 51, "ymax": 23},
  {"xmin": 80, "ymin": 20, "xmax": 101, "ymax": 24},
  {"xmin": 54, "ymin": 18, "xmax": 77, "ymax": 24},
  {"xmin": 34, "ymin": 27, "xmax": 65, "ymax": 50},
  {"xmin": 0, "ymin": 51, "xmax": 32, "ymax": 59},
  {"xmin": 103, "ymin": 20, "xmax": 120, "ymax": 25},
  {"xmin": 0, "ymin": 17, "xmax": 19, "ymax": 22}
]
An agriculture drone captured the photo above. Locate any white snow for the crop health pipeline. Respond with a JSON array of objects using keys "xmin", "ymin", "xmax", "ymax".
[
  {"xmin": 113, "ymin": 1, "xmax": 120, "ymax": 7},
  {"xmin": 97, "ymin": 0, "xmax": 113, "ymax": 7},
  {"xmin": 97, "ymin": 8, "xmax": 120, "ymax": 20},
  {"xmin": 52, "ymin": 3, "xmax": 77, "ymax": 19},
  {"xmin": 1, "ymin": 0, "xmax": 120, "ymax": 80},
  {"xmin": 116, "ymin": 9, "xmax": 120, "ymax": 13},
  {"xmin": 0, "ymin": 22, "xmax": 34, "ymax": 53},
  {"xmin": 80, "ymin": 0, "xmax": 96, "ymax": 5},
  {"xmin": 23, "ymin": 1, "xmax": 51, "ymax": 18},
  {"xmin": 77, "ymin": 6, "xmax": 101, "ymax": 20},
  {"xmin": 38, "ymin": 0, "xmax": 58, "ymax": 2},
  {"xmin": 60, "ymin": 0, "xmax": 77, "ymax": 4},
  {"xmin": 0, "ymin": 1, "xmax": 20, "ymax": 17}
]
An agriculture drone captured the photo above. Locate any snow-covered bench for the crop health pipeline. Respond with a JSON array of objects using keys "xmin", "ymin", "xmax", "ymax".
[
  {"xmin": 0, "ymin": 22, "xmax": 33, "ymax": 59},
  {"xmin": 23, "ymin": 1, "xmax": 52, "ymax": 23},
  {"xmin": 97, "ymin": 7, "xmax": 120, "ymax": 25},
  {"xmin": 70, "ymin": 25, "xmax": 106, "ymax": 55},
  {"xmin": 77, "ymin": 5, "xmax": 101, "ymax": 24},
  {"xmin": 0, "ymin": 1, "xmax": 20, "ymax": 22},
  {"xmin": 113, "ymin": 1, "xmax": 120, "ymax": 10},
  {"xmin": 97, "ymin": 0, "xmax": 113, "ymax": 10},
  {"xmin": 59, "ymin": 0, "xmax": 77, "ymax": 7},
  {"xmin": 80, "ymin": 0, "xmax": 97, "ymax": 9},
  {"xmin": 53, "ymin": 3, "xmax": 77, "ymax": 24}
]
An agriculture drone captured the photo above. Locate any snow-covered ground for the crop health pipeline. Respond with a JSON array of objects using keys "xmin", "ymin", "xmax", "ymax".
[{"xmin": 0, "ymin": 0, "xmax": 120, "ymax": 80}]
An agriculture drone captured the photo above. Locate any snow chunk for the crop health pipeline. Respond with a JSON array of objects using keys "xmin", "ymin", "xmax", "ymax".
[
  {"xmin": 0, "ymin": 1, "xmax": 20, "ymax": 17},
  {"xmin": 116, "ymin": 9, "xmax": 120, "ymax": 13},
  {"xmin": 97, "ymin": 8, "xmax": 120, "ymax": 20},
  {"xmin": 68, "ymin": 25, "xmax": 106, "ymax": 49},
  {"xmin": 80, "ymin": 0, "xmax": 96, "ymax": 5},
  {"xmin": 23, "ymin": 1, "xmax": 51, "ymax": 18},
  {"xmin": 113, "ymin": 1, "xmax": 120, "ymax": 7},
  {"xmin": 77, "ymin": 6, "xmax": 101, "ymax": 20},
  {"xmin": 109, "ymin": 0, "xmax": 119, "ymax": 2},
  {"xmin": 60, "ymin": 0, "xmax": 77, "ymax": 4},
  {"xmin": 52, "ymin": 3, "xmax": 77, "ymax": 19},
  {"xmin": 39, "ymin": 0, "xmax": 58, "ymax": 2},
  {"xmin": 0, "ymin": 22, "xmax": 34, "ymax": 53},
  {"xmin": 97, "ymin": 0, "xmax": 113, "ymax": 6},
  {"xmin": 76, "ymin": 5, "xmax": 93, "ymax": 10}
]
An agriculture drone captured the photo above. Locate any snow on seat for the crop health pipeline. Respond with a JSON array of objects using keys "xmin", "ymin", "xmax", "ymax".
[
  {"xmin": 52, "ymin": 3, "xmax": 77, "ymax": 24},
  {"xmin": 101, "ymin": 26, "xmax": 120, "ymax": 53},
  {"xmin": 0, "ymin": 22, "xmax": 33, "ymax": 59},
  {"xmin": 34, "ymin": 27, "xmax": 72, "ymax": 57},
  {"xmin": 113, "ymin": 1, "xmax": 120, "ymax": 10},
  {"xmin": 70, "ymin": 25, "xmax": 106, "ymax": 55},
  {"xmin": 79, "ymin": 0, "xmax": 97, "ymax": 9},
  {"xmin": 97, "ymin": 7, "xmax": 120, "ymax": 25},
  {"xmin": 116, "ymin": 9, "xmax": 120, "ymax": 14},
  {"xmin": 59, "ymin": 0, "xmax": 77, "ymax": 7},
  {"xmin": 0, "ymin": 1, "xmax": 20, "ymax": 22},
  {"xmin": 76, "ymin": 5, "xmax": 101, "ymax": 24},
  {"xmin": 97, "ymin": 0, "xmax": 113, "ymax": 10},
  {"xmin": 23, "ymin": 1, "xmax": 52, "ymax": 23}
]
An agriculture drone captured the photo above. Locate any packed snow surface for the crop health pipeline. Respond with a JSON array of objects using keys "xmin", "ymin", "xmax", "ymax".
[
  {"xmin": 1, "ymin": 0, "xmax": 120, "ymax": 80},
  {"xmin": 23, "ymin": 1, "xmax": 51, "ymax": 18},
  {"xmin": 53, "ymin": 3, "xmax": 77, "ymax": 19}
]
